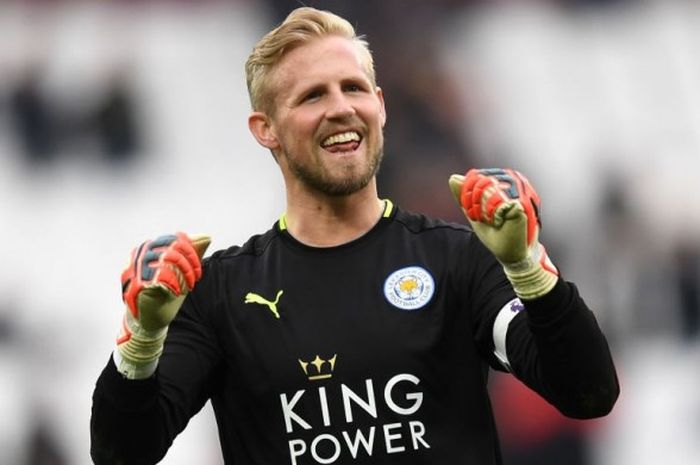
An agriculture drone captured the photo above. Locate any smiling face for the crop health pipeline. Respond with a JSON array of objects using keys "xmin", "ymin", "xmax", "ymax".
[{"xmin": 249, "ymin": 35, "xmax": 387, "ymax": 197}]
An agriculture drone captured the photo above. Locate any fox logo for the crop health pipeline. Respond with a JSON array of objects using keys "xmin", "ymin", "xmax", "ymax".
[{"xmin": 245, "ymin": 290, "xmax": 284, "ymax": 319}]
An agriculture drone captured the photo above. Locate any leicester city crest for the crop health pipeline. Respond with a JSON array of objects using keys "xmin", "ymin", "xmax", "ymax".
[{"xmin": 383, "ymin": 266, "xmax": 435, "ymax": 311}]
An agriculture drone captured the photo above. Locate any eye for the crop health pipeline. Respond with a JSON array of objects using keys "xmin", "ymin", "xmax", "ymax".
[
  {"xmin": 344, "ymin": 83, "xmax": 363, "ymax": 93},
  {"xmin": 301, "ymin": 89, "xmax": 322, "ymax": 103}
]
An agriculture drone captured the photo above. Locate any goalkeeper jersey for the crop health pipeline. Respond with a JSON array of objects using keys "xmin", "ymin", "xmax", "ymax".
[{"xmin": 91, "ymin": 201, "xmax": 619, "ymax": 465}]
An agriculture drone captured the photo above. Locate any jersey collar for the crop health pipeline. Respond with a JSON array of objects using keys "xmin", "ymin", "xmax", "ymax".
[{"xmin": 277, "ymin": 199, "xmax": 394, "ymax": 231}]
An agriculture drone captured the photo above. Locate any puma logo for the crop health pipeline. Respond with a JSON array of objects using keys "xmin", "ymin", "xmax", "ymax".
[{"xmin": 244, "ymin": 290, "xmax": 284, "ymax": 319}]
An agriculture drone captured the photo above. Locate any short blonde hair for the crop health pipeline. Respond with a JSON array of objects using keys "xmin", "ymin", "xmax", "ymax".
[{"xmin": 245, "ymin": 7, "xmax": 376, "ymax": 114}]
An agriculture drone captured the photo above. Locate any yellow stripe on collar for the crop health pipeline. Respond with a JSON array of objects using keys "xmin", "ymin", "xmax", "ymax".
[
  {"xmin": 382, "ymin": 199, "xmax": 394, "ymax": 217},
  {"xmin": 279, "ymin": 199, "xmax": 393, "ymax": 231}
]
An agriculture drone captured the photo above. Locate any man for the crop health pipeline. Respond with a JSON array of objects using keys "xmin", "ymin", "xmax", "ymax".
[{"xmin": 90, "ymin": 7, "xmax": 618, "ymax": 465}]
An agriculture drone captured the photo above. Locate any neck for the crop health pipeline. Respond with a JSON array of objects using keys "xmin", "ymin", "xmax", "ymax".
[{"xmin": 283, "ymin": 183, "xmax": 385, "ymax": 247}]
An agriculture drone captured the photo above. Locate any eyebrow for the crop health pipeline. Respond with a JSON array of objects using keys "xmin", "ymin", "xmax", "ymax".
[{"xmin": 296, "ymin": 75, "xmax": 369, "ymax": 96}]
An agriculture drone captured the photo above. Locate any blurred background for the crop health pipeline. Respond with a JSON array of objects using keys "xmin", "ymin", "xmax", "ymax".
[{"xmin": 1, "ymin": 0, "xmax": 699, "ymax": 464}]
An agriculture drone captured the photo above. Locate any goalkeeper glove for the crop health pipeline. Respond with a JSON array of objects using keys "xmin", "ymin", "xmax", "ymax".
[
  {"xmin": 449, "ymin": 168, "xmax": 559, "ymax": 300},
  {"xmin": 115, "ymin": 232, "xmax": 211, "ymax": 379}
]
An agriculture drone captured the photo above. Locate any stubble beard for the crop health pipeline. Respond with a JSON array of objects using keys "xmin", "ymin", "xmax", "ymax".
[{"xmin": 287, "ymin": 145, "xmax": 384, "ymax": 197}]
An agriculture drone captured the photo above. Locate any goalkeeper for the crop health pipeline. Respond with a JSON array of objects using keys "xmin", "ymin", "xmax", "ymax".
[{"xmin": 90, "ymin": 7, "xmax": 618, "ymax": 465}]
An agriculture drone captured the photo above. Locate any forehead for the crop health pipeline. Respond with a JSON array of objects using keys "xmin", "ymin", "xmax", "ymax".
[{"xmin": 271, "ymin": 36, "xmax": 369, "ymax": 97}]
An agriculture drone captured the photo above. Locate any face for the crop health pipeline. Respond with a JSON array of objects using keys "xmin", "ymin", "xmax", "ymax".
[{"xmin": 251, "ymin": 36, "xmax": 387, "ymax": 197}]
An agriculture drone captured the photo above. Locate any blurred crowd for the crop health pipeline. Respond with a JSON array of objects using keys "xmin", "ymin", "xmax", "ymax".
[{"xmin": 0, "ymin": 0, "xmax": 698, "ymax": 464}]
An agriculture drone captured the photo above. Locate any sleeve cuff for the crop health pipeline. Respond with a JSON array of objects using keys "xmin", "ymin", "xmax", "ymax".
[
  {"xmin": 96, "ymin": 354, "xmax": 159, "ymax": 412},
  {"xmin": 522, "ymin": 278, "xmax": 576, "ymax": 326}
]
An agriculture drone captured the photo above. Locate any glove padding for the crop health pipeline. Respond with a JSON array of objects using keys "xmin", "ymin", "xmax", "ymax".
[
  {"xmin": 449, "ymin": 168, "xmax": 558, "ymax": 300},
  {"xmin": 116, "ymin": 232, "xmax": 211, "ymax": 378}
]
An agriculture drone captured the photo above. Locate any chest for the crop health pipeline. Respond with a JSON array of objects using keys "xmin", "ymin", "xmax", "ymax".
[
  {"xmin": 215, "ymin": 248, "xmax": 478, "ymax": 394},
  {"xmin": 205, "ymin": 239, "xmax": 496, "ymax": 463}
]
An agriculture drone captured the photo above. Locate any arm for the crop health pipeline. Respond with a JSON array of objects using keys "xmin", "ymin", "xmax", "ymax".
[
  {"xmin": 91, "ymin": 357, "xmax": 162, "ymax": 465},
  {"xmin": 506, "ymin": 279, "xmax": 619, "ymax": 418},
  {"xmin": 450, "ymin": 169, "xmax": 619, "ymax": 418},
  {"xmin": 90, "ymin": 233, "xmax": 213, "ymax": 464}
]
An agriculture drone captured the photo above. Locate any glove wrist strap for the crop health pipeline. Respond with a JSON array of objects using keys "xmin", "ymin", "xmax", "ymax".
[
  {"xmin": 503, "ymin": 261, "xmax": 558, "ymax": 300},
  {"xmin": 113, "ymin": 350, "xmax": 160, "ymax": 380},
  {"xmin": 502, "ymin": 243, "xmax": 558, "ymax": 300},
  {"xmin": 115, "ymin": 311, "xmax": 168, "ymax": 379}
]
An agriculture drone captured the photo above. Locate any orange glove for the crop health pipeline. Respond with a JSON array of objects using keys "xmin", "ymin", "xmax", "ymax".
[
  {"xmin": 115, "ymin": 233, "xmax": 211, "ymax": 379},
  {"xmin": 449, "ymin": 169, "xmax": 558, "ymax": 300}
]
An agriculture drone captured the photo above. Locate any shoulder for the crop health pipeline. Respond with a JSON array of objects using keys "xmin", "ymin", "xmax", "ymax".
[
  {"xmin": 392, "ymin": 206, "xmax": 473, "ymax": 237},
  {"xmin": 385, "ymin": 206, "xmax": 484, "ymax": 260},
  {"xmin": 203, "ymin": 223, "xmax": 281, "ymax": 267}
]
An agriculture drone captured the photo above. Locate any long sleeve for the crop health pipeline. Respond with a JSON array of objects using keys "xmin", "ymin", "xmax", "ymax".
[
  {"xmin": 505, "ymin": 278, "xmax": 620, "ymax": 419},
  {"xmin": 90, "ymin": 274, "xmax": 223, "ymax": 465},
  {"xmin": 90, "ymin": 357, "xmax": 167, "ymax": 465}
]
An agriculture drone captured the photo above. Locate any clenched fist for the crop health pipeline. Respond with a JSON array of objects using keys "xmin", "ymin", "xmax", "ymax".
[
  {"xmin": 116, "ymin": 233, "xmax": 211, "ymax": 379},
  {"xmin": 449, "ymin": 169, "xmax": 558, "ymax": 300}
]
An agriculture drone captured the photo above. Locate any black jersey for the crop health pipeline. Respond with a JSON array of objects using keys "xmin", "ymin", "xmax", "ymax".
[{"xmin": 91, "ymin": 202, "xmax": 619, "ymax": 465}]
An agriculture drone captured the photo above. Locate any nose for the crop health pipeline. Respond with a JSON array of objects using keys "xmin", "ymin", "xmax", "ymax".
[{"xmin": 325, "ymin": 90, "xmax": 356, "ymax": 119}]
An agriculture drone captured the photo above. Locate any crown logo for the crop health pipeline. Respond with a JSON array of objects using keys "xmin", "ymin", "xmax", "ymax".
[{"xmin": 298, "ymin": 354, "xmax": 337, "ymax": 381}]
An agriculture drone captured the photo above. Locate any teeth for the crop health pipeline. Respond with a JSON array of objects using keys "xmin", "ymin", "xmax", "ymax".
[{"xmin": 322, "ymin": 131, "xmax": 360, "ymax": 147}]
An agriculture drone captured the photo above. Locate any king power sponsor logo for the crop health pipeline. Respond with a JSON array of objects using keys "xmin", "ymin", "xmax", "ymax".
[{"xmin": 280, "ymin": 373, "xmax": 430, "ymax": 464}]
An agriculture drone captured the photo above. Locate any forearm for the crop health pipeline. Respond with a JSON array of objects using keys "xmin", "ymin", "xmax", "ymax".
[
  {"xmin": 507, "ymin": 279, "xmax": 620, "ymax": 418},
  {"xmin": 449, "ymin": 169, "xmax": 619, "ymax": 416},
  {"xmin": 90, "ymin": 357, "xmax": 172, "ymax": 465},
  {"xmin": 92, "ymin": 230, "xmax": 213, "ymax": 464}
]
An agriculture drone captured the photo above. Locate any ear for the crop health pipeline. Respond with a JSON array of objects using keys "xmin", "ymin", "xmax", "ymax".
[
  {"xmin": 248, "ymin": 111, "xmax": 279, "ymax": 150},
  {"xmin": 375, "ymin": 86, "xmax": 387, "ymax": 128}
]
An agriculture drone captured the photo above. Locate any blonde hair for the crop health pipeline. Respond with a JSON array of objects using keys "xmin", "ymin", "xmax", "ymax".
[{"xmin": 245, "ymin": 7, "xmax": 376, "ymax": 114}]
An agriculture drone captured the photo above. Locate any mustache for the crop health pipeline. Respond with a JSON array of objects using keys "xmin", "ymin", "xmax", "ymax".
[{"xmin": 317, "ymin": 118, "xmax": 367, "ymax": 138}]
